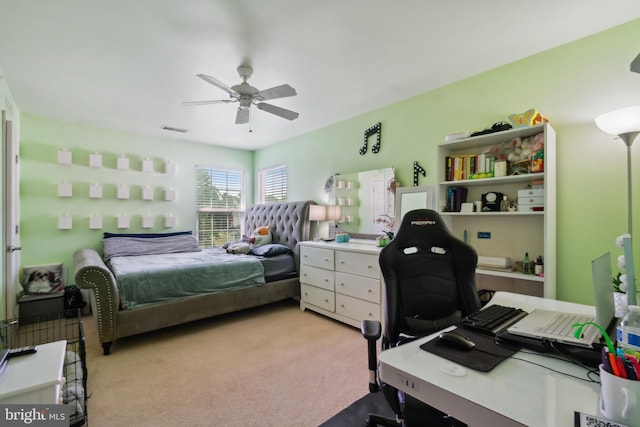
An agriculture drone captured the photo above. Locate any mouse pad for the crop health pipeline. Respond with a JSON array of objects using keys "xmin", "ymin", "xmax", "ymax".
[{"xmin": 420, "ymin": 328, "xmax": 521, "ymax": 372}]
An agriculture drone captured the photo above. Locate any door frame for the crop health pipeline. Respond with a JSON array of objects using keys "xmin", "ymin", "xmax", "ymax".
[{"xmin": 2, "ymin": 108, "xmax": 20, "ymax": 320}]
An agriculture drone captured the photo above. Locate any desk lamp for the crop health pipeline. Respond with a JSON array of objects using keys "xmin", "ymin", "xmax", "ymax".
[{"xmin": 595, "ymin": 105, "xmax": 640, "ymax": 305}]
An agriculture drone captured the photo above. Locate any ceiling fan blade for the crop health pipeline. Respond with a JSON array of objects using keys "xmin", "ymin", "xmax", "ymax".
[
  {"xmin": 182, "ymin": 99, "xmax": 233, "ymax": 106},
  {"xmin": 256, "ymin": 84, "xmax": 297, "ymax": 101},
  {"xmin": 236, "ymin": 107, "xmax": 250, "ymax": 124},
  {"xmin": 196, "ymin": 74, "xmax": 239, "ymax": 97},
  {"xmin": 256, "ymin": 102, "xmax": 299, "ymax": 121}
]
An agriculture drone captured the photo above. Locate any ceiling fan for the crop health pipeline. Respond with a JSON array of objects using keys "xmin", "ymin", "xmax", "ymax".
[{"xmin": 183, "ymin": 65, "xmax": 299, "ymax": 125}]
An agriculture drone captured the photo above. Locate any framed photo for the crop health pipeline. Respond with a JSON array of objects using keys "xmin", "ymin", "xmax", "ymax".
[{"xmin": 22, "ymin": 263, "xmax": 64, "ymax": 295}]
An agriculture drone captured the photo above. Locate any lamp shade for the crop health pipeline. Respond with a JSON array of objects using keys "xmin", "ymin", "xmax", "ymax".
[
  {"xmin": 326, "ymin": 205, "xmax": 342, "ymax": 221},
  {"xmin": 309, "ymin": 205, "xmax": 327, "ymax": 221},
  {"xmin": 595, "ymin": 106, "xmax": 640, "ymax": 136}
]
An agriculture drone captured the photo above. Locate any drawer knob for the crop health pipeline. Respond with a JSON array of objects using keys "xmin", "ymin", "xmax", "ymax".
[
  {"xmin": 340, "ymin": 304, "xmax": 345, "ymax": 308},
  {"xmin": 324, "ymin": 257, "xmax": 329, "ymax": 261},
  {"xmin": 367, "ymin": 289, "xmax": 372, "ymax": 293},
  {"xmin": 340, "ymin": 260, "xmax": 345, "ymax": 264},
  {"xmin": 367, "ymin": 265, "xmax": 373, "ymax": 269},
  {"xmin": 340, "ymin": 282, "xmax": 345, "ymax": 286}
]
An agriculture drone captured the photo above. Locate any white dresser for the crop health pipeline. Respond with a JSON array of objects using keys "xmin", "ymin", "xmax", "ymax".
[{"xmin": 299, "ymin": 240, "xmax": 383, "ymax": 328}]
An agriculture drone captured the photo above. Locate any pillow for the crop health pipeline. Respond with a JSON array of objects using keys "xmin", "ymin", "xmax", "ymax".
[
  {"xmin": 21, "ymin": 263, "xmax": 64, "ymax": 295},
  {"xmin": 104, "ymin": 231, "xmax": 192, "ymax": 239},
  {"xmin": 249, "ymin": 243, "xmax": 293, "ymax": 257}
]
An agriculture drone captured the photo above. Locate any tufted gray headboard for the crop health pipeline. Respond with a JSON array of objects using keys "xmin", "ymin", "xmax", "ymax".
[{"xmin": 245, "ymin": 200, "xmax": 315, "ymax": 269}]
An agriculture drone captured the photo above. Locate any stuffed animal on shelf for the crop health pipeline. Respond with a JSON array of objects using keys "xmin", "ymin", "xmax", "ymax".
[
  {"xmin": 530, "ymin": 132, "xmax": 545, "ymax": 172},
  {"xmin": 506, "ymin": 136, "xmax": 533, "ymax": 162}
]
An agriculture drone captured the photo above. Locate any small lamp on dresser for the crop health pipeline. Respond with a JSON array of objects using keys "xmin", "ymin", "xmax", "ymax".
[
  {"xmin": 309, "ymin": 205, "xmax": 327, "ymax": 241},
  {"xmin": 326, "ymin": 205, "xmax": 342, "ymax": 240}
]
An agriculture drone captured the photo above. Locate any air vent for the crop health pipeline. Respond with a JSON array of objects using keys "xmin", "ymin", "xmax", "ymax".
[{"xmin": 161, "ymin": 126, "xmax": 188, "ymax": 133}]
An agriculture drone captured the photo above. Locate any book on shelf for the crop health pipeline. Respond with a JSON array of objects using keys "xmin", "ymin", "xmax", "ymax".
[
  {"xmin": 446, "ymin": 187, "xmax": 468, "ymax": 212},
  {"xmin": 444, "ymin": 154, "xmax": 497, "ymax": 181}
]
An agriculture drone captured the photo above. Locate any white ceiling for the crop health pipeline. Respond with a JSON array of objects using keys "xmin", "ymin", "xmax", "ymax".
[{"xmin": 1, "ymin": 1, "xmax": 640, "ymax": 150}]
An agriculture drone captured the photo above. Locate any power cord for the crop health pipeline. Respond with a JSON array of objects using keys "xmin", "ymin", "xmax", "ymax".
[{"xmin": 484, "ymin": 337, "xmax": 601, "ymax": 384}]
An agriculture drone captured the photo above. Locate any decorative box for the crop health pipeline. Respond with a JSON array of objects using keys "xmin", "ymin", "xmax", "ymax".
[
  {"xmin": 18, "ymin": 292, "xmax": 65, "ymax": 324},
  {"xmin": 518, "ymin": 188, "xmax": 545, "ymax": 211}
]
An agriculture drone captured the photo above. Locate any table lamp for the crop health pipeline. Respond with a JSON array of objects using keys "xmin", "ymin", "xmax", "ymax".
[
  {"xmin": 595, "ymin": 105, "xmax": 640, "ymax": 305},
  {"xmin": 325, "ymin": 205, "xmax": 342, "ymax": 240},
  {"xmin": 309, "ymin": 205, "xmax": 327, "ymax": 241}
]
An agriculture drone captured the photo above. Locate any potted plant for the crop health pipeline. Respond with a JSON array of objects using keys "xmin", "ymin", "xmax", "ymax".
[{"xmin": 612, "ymin": 272, "xmax": 628, "ymax": 318}]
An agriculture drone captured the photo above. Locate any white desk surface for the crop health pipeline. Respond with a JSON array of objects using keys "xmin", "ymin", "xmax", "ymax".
[
  {"xmin": 0, "ymin": 340, "xmax": 67, "ymax": 403},
  {"xmin": 378, "ymin": 292, "xmax": 601, "ymax": 427}
]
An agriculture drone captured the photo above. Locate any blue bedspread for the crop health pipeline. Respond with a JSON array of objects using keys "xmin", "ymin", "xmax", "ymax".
[{"xmin": 108, "ymin": 248, "xmax": 265, "ymax": 309}]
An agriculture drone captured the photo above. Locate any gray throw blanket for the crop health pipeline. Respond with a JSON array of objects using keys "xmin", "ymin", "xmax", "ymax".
[{"xmin": 103, "ymin": 235, "xmax": 201, "ymax": 261}]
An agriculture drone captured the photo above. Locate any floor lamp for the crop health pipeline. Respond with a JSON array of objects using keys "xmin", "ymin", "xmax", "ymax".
[{"xmin": 595, "ymin": 105, "xmax": 640, "ymax": 306}]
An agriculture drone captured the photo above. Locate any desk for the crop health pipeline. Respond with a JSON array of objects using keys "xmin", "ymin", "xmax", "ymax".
[
  {"xmin": 378, "ymin": 292, "xmax": 601, "ymax": 427},
  {"xmin": 0, "ymin": 340, "xmax": 67, "ymax": 404}
]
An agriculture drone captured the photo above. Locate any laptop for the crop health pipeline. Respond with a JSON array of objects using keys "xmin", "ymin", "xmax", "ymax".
[{"xmin": 506, "ymin": 252, "xmax": 615, "ymax": 348}]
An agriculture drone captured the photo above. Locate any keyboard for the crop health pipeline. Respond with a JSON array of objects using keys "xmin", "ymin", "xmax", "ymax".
[
  {"xmin": 538, "ymin": 313, "xmax": 596, "ymax": 340},
  {"xmin": 461, "ymin": 304, "xmax": 528, "ymax": 335}
]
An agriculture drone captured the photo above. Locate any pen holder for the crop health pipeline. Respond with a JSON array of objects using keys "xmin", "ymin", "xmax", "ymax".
[{"xmin": 599, "ymin": 364, "xmax": 640, "ymax": 426}]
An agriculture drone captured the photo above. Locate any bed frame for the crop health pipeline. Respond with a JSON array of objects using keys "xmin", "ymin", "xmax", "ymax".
[{"xmin": 74, "ymin": 200, "xmax": 314, "ymax": 355}]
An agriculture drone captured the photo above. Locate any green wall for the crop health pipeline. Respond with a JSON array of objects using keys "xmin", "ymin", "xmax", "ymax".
[
  {"xmin": 11, "ymin": 19, "xmax": 640, "ymax": 307},
  {"xmin": 19, "ymin": 114, "xmax": 253, "ymax": 286},
  {"xmin": 255, "ymin": 19, "xmax": 640, "ymax": 305}
]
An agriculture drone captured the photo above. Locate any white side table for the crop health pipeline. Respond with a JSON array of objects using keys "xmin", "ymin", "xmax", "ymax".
[{"xmin": 0, "ymin": 340, "xmax": 67, "ymax": 404}]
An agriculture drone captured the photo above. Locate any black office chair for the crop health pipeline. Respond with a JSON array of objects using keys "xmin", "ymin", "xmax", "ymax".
[{"xmin": 362, "ymin": 209, "xmax": 481, "ymax": 427}]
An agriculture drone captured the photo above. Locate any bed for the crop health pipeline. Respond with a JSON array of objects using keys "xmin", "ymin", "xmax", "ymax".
[{"xmin": 74, "ymin": 200, "xmax": 314, "ymax": 355}]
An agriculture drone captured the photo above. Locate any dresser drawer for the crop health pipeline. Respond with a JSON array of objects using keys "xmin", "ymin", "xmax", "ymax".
[
  {"xmin": 301, "ymin": 246, "xmax": 334, "ymax": 269},
  {"xmin": 301, "ymin": 284, "xmax": 335, "ymax": 312},
  {"xmin": 336, "ymin": 294, "xmax": 380, "ymax": 322},
  {"xmin": 335, "ymin": 251, "xmax": 380, "ymax": 279},
  {"xmin": 335, "ymin": 271, "xmax": 380, "ymax": 304},
  {"xmin": 300, "ymin": 264, "xmax": 335, "ymax": 291}
]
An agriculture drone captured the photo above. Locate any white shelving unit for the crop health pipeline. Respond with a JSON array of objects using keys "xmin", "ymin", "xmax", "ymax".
[{"xmin": 437, "ymin": 123, "xmax": 556, "ymax": 298}]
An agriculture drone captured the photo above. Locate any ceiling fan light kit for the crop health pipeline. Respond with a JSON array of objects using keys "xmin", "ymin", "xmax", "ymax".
[{"xmin": 183, "ymin": 65, "xmax": 299, "ymax": 126}]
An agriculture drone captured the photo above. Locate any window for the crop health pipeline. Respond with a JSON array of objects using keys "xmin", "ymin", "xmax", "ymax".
[
  {"xmin": 259, "ymin": 164, "xmax": 287, "ymax": 204},
  {"xmin": 196, "ymin": 166, "xmax": 245, "ymax": 247}
]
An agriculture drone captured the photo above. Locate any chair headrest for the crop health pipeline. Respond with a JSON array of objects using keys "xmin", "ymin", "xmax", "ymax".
[{"xmin": 392, "ymin": 209, "xmax": 455, "ymax": 247}]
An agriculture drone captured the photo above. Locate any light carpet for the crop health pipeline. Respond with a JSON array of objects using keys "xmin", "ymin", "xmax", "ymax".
[{"xmin": 82, "ymin": 299, "xmax": 370, "ymax": 426}]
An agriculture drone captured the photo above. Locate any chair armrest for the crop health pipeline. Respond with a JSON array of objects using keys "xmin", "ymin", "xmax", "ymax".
[
  {"xmin": 361, "ymin": 319, "xmax": 382, "ymax": 341},
  {"xmin": 73, "ymin": 248, "xmax": 119, "ymax": 348},
  {"xmin": 361, "ymin": 319, "xmax": 382, "ymax": 393}
]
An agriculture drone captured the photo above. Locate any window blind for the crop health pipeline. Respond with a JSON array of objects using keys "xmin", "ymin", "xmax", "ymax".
[
  {"xmin": 196, "ymin": 166, "xmax": 245, "ymax": 247},
  {"xmin": 259, "ymin": 164, "xmax": 287, "ymax": 204}
]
